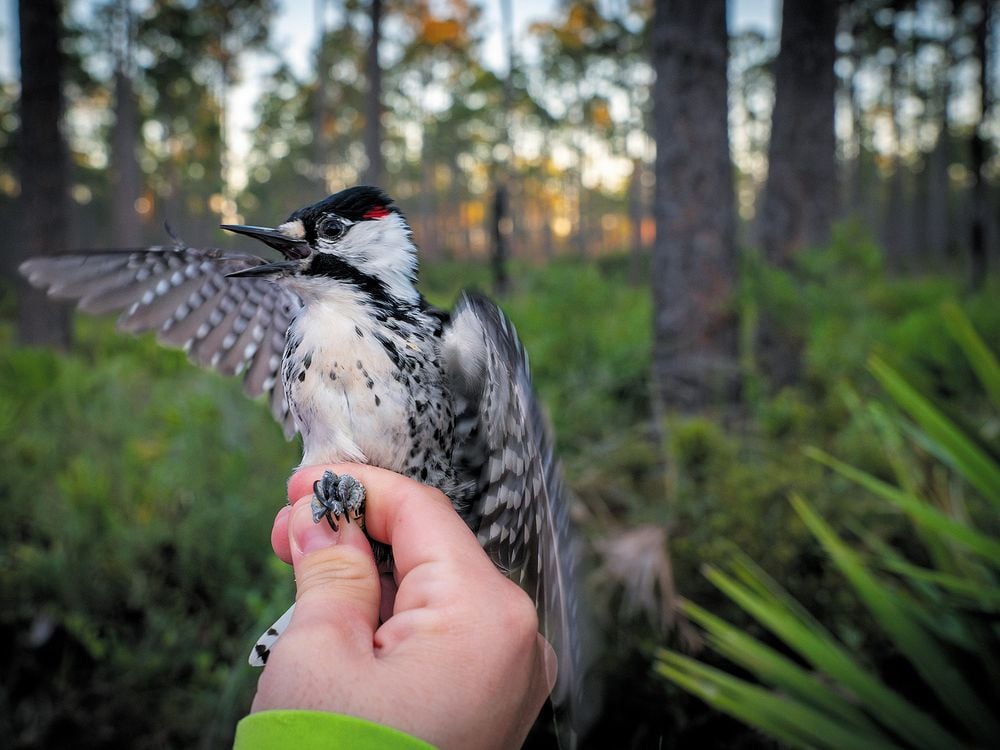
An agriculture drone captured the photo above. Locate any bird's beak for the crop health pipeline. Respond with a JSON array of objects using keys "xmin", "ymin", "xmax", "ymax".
[
  {"xmin": 226, "ymin": 260, "xmax": 300, "ymax": 278},
  {"xmin": 221, "ymin": 224, "xmax": 309, "ymax": 259}
]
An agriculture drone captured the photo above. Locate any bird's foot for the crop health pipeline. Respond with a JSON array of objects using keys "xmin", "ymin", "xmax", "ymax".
[{"xmin": 311, "ymin": 470, "xmax": 366, "ymax": 532}]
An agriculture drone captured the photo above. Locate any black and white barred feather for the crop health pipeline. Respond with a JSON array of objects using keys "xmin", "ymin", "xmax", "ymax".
[
  {"xmin": 20, "ymin": 189, "xmax": 588, "ymax": 734},
  {"xmin": 21, "ymin": 244, "xmax": 299, "ymax": 436},
  {"xmin": 444, "ymin": 293, "xmax": 584, "ymax": 714}
]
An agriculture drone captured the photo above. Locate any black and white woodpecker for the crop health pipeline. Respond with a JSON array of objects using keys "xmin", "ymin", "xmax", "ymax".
[{"xmin": 20, "ymin": 185, "xmax": 585, "ymax": 728}]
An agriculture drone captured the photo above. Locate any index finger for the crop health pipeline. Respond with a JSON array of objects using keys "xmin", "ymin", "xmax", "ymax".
[{"xmin": 287, "ymin": 464, "xmax": 495, "ymax": 580}]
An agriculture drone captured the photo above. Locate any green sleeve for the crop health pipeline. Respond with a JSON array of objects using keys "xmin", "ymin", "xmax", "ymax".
[{"xmin": 233, "ymin": 710, "xmax": 437, "ymax": 750}]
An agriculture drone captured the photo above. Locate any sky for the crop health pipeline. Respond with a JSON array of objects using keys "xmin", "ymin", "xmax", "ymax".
[
  {"xmin": 259, "ymin": 0, "xmax": 777, "ymax": 79},
  {"xmin": 0, "ymin": 1, "xmax": 778, "ymax": 90},
  {"xmin": 0, "ymin": 0, "xmax": 778, "ymax": 189}
]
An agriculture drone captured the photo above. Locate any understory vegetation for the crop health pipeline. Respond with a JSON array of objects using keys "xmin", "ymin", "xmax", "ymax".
[{"xmin": 2, "ymin": 226, "xmax": 998, "ymax": 748}]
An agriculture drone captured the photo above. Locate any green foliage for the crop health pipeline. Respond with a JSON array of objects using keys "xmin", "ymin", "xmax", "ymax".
[
  {"xmin": 657, "ymin": 306, "xmax": 1000, "ymax": 749},
  {"xmin": 745, "ymin": 222, "xmax": 1000, "ymax": 401},
  {"xmin": 668, "ymin": 418, "xmax": 734, "ymax": 485},
  {"xmin": 502, "ymin": 261, "xmax": 651, "ymax": 450},
  {"xmin": 0, "ymin": 321, "xmax": 296, "ymax": 749},
  {"xmin": 4, "ymin": 243, "xmax": 999, "ymax": 748},
  {"xmin": 421, "ymin": 258, "xmax": 652, "ymax": 452},
  {"xmin": 0, "ymin": 260, "xmax": 652, "ymax": 749}
]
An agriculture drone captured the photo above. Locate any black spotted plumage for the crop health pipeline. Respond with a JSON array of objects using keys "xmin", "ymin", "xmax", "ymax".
[
  {"xmin": 20, "ymin": 245, "xmax": 298, "ymax": 437},
  {"xmin": 18, "ymin": 185, "xmax": 587, "ymax": 735}
]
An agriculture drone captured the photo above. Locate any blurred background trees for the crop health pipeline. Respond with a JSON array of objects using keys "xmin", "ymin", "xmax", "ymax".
[
  {"xmin": 1, "ymin": 0, "xmax": 998, "ymax": 747},
  {"xmin": 1, "ymin": 0, "xmax": 995, "ymax": 284}
]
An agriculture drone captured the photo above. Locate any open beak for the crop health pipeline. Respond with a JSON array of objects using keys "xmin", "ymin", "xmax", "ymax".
[
  {"xmin": 226, "ymin": 260, "xmax": 300, "ymax": 279},
  {"xmin": 221, "ymin": 224, "xmax": 309, "ymax": 259}
]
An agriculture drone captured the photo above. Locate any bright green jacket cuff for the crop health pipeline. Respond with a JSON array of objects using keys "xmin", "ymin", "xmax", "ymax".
[{"xmin": 233, "ymin": 710, "xmax": 436, "ymax": 750}]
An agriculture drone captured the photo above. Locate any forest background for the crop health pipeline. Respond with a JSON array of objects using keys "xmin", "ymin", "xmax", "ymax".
[{"xmin": 1, "ymin": 0, "xmax": 998, "ymax": 748}]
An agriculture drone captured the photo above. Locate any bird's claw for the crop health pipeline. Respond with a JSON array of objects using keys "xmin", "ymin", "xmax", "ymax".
[{"xmin": 311, "ymin": 470, "xmax": 366, "ymax": 532}]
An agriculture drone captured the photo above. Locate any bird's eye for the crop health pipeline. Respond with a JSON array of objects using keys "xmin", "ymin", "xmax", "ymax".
[{"xmin": 318, "ymin": 216, "xmax": 346, "ymax": 241}]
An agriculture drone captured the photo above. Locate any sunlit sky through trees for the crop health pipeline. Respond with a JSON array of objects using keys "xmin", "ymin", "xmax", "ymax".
[
  {"xmin": 0, "ymin": 0, "xmax": 779, "ymax": 194},
  {"xmin": 0, "ymin": 1, "xmax": 779, "ymax": 84},
  {"xmin": 0, "ymin": 0, "xmax": 995, "ymax": 251}
]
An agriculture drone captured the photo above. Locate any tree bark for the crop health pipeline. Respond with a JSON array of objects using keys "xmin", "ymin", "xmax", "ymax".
[
  {"xmin": 650, "ymin": 0, "xmax": 739, "ymax": 412},
  {"xmin": 312, "ymin": 0, "xmax": 330, "ymax": 193},
  {"xmin": 882, "ymin": 21, "xmax": 912, "ymax": 273},
  {"xmin": 489, "ymin": 0, "xmax": 514, "ymax": 295},
  {"xmin": 111, "ymin": 66, "xmax": 142, "ymax": 246},
  {"xmin": 753, "ymin": 0, "xmax": 837, "ymax": 388},
  {"xmin": 15, "ymin": 0, "xmax": 72, "ymax": 347},
  {"xmin": 628, "ymin": 157, "xmax": 645, "ymax": 286},
  {"xmin": 846, "ymin": 49, "xmax": 869, "ymax": 225},
  {"xmin": 362, "ymin": 0, "xmax": 384, "ymax": 187},
  {"xmin": 924, "ymin": 35, "xmax": 953, "ymax": 265},
  {"xmin": 968, "ymin": 0, "xmax": 991, "ymax": 290},
  {"xmin": 491, "ymin": 183, "xmax": 510, "ymax": 293},
  {"xmin": 755, "ymin": 0, "xmax": 838, "ymax": 263}
]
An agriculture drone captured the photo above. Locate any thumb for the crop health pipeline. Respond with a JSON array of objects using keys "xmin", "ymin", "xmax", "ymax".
[{"xmin": 286, "ymin": 497, "xmax": 380, "ymax": 652}]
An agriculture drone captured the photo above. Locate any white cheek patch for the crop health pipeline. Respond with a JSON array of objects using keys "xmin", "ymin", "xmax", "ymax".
[{"xmin": 278, "ymin": 220, "xmax": 305, "ymax": 239}]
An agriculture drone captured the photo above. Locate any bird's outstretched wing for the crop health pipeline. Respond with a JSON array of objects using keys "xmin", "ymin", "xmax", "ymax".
[
  {"xmin": 442, "ymin": 292, "xmax": 587, "ymax": 731},
  {"xmin": 20, "ymin": 245, "xmax": 300, "ymax": 437}
]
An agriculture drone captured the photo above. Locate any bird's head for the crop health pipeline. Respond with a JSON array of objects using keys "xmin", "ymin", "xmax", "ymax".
[{"xmin": 223, "ymin": 185, "xmax": 419, "ymax": 306}]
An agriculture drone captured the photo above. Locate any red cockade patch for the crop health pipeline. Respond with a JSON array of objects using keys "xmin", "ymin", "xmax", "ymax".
[{"xmin": 362, "ymin": 206, "xmax": 390, "ymax": 219}]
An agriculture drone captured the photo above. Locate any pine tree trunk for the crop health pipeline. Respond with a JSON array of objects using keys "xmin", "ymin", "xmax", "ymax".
[
  {"xmin": 847, "ymin": 57, "xmax": 870, "ymax": 227},
  {"xmin": 753, "ymin": 0, "xmax": 837, "ymax": 388},
  {"xmin": 756, "ymin": 0, "xmax": 838, "ymax": 260},
  {"xmin": 312, "ymin": 0, "xmax": 330, "ymax": 193},
  {"xmin": 969, "ymin": 0, "xmax": 990, "ymax": 290},
  {"xmin": 111, "ymin": 67, "xmax": 142, "ymax": 246},
  {"xmin": 650, "ymin": 0, "xmax": 739, "ymax": 412},
  {"xmin": 15, "ymin": 0, "xmax": 72, "ymax": 347},
  {"xmin": 925, "ymin": 86, "xmax": 952, "ymax": 264},
  {"xmin": 489, "ymin": 0, "xmax": 513, "ymax": 295},
  {"xmin": 362, "ymin": 0, "xmax": 384, "ymax": 187},
  {"xmin": 628, "ymin": 157, "xmax": 645, "ymax": 286}
]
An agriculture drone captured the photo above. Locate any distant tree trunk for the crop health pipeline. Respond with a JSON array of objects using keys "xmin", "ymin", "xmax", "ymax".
[
  {"xmin": 883, "ymin": 63, "xmax": 904, "ymax": 268},
  {"xmin": 756, "ymin": 0, "xmax": 838, "ymax": 262},
  {"xmin": 362, "ymin": 0, "xmax": 384, "ymax": 187},
  {"xmin": 574, "ymin": 135, "xmax": 587, "ymax": 258},
  {"xmin": 754, "ymin": 0, "xmax": 837, "ymax": 388},
  {"xmin": 883, "ymin": 13, "xmax": 918, "ymax": 271},
  {"xmin": 16, "ymin": 0, "xmax": 72, "ymax": 347},
  {"xmin": 491, "ymin": 184, "xmax": 510, "ymax": 293},
  {"xmin": 968, "ymin": 0, "xmax": 991, "ymax": 290},
  {"xmin": 109, "ymin": 0, "xmax": 141, "ymax": 246},
  {"xmin": 490, "ymin": 0, "xmax": 513, "ymax": 295},
  {"xmin": 217, "ymin": 44, "xmax": 233, "ymax": 214},
  {"xmin": 111, "ymin": 67, "xmax": 142, "ymax": 246},
  {"xmin": 312, "ymin": 0, "xmax": 330, "ymax": 193},
  {"xmin": 628, "ymin": 157, "xmax": 645, "ymax": 286},
  {"xmin": 924, "ymin": 51, "xmax": 952, "ymax": 264},
  {"xmin": 650, "ymin": 0, "xmax": 739, "ymax": 412},
  {"xmin": 846, "ymin": 50, "xmax": 870, "ymax": 226}
]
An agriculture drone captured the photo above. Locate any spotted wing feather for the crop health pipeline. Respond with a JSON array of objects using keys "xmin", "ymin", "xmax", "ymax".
[
  {"xmin": 20, "ymin": 246, "xmax": 300, "ymax": 437},
  {"xmin": 250, "ymin": 603, "xmax": 296, "ymax": 666},
  {"xmin": 443, "ymin": 292, "xmax": 585, "ymax": 727}
]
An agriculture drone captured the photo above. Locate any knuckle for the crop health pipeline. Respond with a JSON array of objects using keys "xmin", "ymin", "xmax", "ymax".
[
  {"xmin": 297, "ymin": 544, "xmax": 374, "ymax": 597},
  {"xmin": 498, "ymin": 582, "xmax": 539, "ymax": 642}
]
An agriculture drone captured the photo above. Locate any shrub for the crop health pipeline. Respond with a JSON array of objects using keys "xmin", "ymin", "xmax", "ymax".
[
  {"xmin": 0, "ymin": 326, "xmax": 297, "ymax": 749},
  {"xmin": 657, "ymin": 304, "xmax": 1000, "ymax": 749}
]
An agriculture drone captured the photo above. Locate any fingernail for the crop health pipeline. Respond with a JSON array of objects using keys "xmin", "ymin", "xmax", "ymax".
[
  {"xmin": 540, "ymin": 636, "xmax": 558, "ymax": 692},
  {"xmin": 291, "ymin": 499, "xmax": 340, "ymax": 557}
]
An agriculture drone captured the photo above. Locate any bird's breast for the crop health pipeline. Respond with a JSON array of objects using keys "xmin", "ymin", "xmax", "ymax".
[{"xmin": 282, "ymin": 302, "xmax": 454, "ymax": 480}]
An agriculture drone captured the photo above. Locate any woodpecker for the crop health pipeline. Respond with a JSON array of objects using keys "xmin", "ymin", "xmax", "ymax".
[{"xmin": 20, "ymin": 185, "xmax": 584, "ymax": 727}]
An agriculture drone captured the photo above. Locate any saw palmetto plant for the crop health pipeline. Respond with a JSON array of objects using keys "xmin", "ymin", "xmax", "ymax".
[{"xmin": 658, "ymin": 302, "xmax": 1000, "ymax": 750}]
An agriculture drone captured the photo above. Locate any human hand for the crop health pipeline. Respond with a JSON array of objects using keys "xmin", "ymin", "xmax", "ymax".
[{"xmin": 251, "ymin": 464, "xmax": 557, "ymax": 750}]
